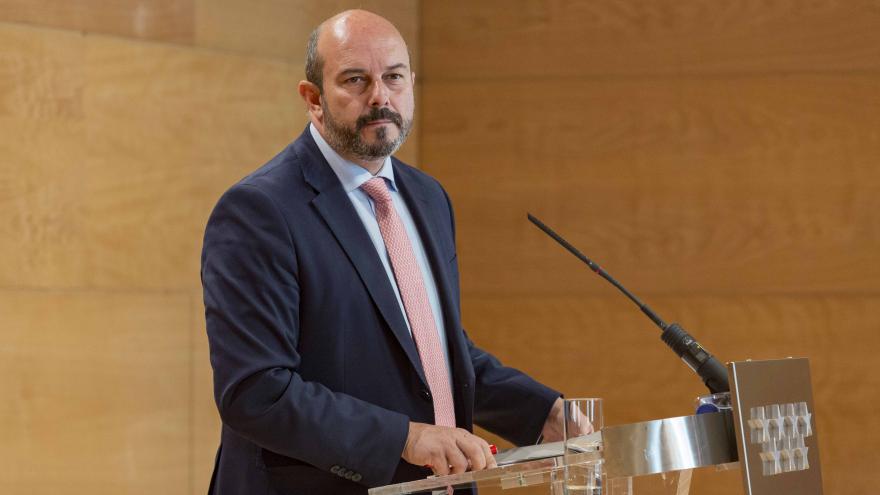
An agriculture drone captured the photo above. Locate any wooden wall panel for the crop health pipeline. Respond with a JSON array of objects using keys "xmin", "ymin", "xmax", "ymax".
[
  {"xmin": 464, "ymin": 295, "xmax": 880, "ymax": 495},
  {"xmin": 0, "ymin": 23, "xmax": 84, "ymax": 119},
  {"xmin": 0, "ymin": 290, "xmax": 191, "ymax": 494},
  {"xmin": 422, "ymin": 75, "xmax": 880, "ymax": 297},
  {"xmin": 0, "ymin": 1, "xmax": 194, "ymax": 43},
  {"xmin": 0, "ymin": 23, "xmax": 307, "ymax": 292},
  {"xmin": 82, "ymin": 34, "xmax": 304, "ymax": 290},
  {"xmin": 422, "ymin": 0, "xmax": 880, "ymax": 79},
  {"xmin": 194, "ymin": 0, "xmax": 419, "ymax": 64},
  {"xmin": 0, "ymin": 24, "xmax": 87, "ymax": 288},
  {"xmin": 0, "ymin": 0, "xmax": 419, "ymax": 67},
  {"xmin": 0, "ymin": 117, "xmax": 87, "ymax": 287}
]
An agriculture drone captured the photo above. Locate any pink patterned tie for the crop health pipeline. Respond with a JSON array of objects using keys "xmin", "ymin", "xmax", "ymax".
[{"xmin": 361, "ymin": 177, "xmax": 456, "ymax": 428}]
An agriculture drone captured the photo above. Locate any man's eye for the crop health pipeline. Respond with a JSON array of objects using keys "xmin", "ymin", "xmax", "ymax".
[
  {"xmin": 385, "ymin": 73, "xmax": 404, "ymax": 80},
  {"xmin": 346, "ymin": 76, "xmax": 366, "ymax": 84}
]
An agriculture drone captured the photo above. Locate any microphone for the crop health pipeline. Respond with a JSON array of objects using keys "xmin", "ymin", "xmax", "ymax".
[{"xmin": 527, "ymin": 213, "xmax": 730, "ymax": 394}]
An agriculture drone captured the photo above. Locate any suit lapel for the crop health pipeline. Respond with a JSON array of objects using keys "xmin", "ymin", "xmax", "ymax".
[
  {"xmin": 394, "ymin": 165, "xmax": 471, "ymax": 392},
  {"xmin": 296, "ymin": 132, "xmax": 428, "ymax": 387}
]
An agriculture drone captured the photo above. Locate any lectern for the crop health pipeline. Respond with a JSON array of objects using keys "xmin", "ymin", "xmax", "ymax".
[{"xmin": 369, "ymin": 358, "xmax": 823, "ymax": 495}]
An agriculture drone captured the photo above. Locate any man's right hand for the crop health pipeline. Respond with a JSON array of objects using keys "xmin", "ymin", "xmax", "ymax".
[{"xmin": 401, "ymin": 422, "xmax": 497, "ymax": 476}]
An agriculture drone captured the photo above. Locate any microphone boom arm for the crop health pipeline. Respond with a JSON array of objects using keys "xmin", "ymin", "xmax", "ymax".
[{"xmin": 527, "ymin": 213, "xmax": 730, "ymax": 394}]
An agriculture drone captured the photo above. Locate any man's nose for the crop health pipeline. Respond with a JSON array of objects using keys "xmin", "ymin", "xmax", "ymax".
[{"xmin": 367, "ymin": 80, "xmax": 390, "ymax": 107}]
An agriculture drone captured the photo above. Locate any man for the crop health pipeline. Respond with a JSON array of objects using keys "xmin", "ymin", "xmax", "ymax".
[{"xmin": 201, "ymin": 10, "xmax": 573, "ymax": 495}]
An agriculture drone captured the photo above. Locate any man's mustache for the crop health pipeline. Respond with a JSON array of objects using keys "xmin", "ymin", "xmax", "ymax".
[{"xmin": 356, "ymin": 107, "xmax": 403, "ymax": 130}]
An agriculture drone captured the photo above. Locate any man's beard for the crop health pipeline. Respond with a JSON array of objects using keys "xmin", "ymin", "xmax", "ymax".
[{"xmin": 321, "ymin": 101, "xmax": 413, "ymax": 161}]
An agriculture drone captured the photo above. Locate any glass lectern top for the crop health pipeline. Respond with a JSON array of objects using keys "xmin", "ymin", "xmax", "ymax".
[{"xmin": 368, "ymin": 450, "xmax": 601, "ymax": 495}]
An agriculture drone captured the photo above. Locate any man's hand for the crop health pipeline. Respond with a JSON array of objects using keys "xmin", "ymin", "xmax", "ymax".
[
  {"xmin": 402, "ymin": 422, "xmax": 497, "ymax": 475},
  {"xmin": 540, "ymin": 397, "xmax": 594, "ymax": 443}
]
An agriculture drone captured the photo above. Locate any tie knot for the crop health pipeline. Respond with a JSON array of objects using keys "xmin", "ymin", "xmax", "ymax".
[{"xmin": 361, "ymin": 177, "xmax": 392, "ymax": 205}]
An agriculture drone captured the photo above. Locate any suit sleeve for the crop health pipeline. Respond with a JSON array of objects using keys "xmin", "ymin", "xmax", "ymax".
[
  {"xmin": 201, "ymin": 183, "xmax": 409, "ymax": 487},
  {"xmin": 467, "ymin": 333, "xmax": 561, "ymax": 446}
]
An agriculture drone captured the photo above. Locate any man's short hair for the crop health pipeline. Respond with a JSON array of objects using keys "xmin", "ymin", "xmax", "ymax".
[{"xmin": 305, "ymin": 27, "xmax": 323, "ymax": 91}]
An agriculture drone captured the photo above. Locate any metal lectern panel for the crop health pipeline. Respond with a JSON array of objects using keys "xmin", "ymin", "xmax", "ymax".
[
  {"xmin": 602, "ymin": 410, "xmax": 737, "ymax": 479},
  {"xmin": 729, "ymin": 358, "xmax": 823, "ymax": 495}
]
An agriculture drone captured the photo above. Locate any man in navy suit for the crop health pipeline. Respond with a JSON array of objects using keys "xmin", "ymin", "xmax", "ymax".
[{"xmin": 201, "ymin": 10, "xmax": 571, "ymax": 495}]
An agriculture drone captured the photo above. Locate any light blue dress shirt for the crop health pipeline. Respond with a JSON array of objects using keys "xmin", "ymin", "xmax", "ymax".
[{"xmin": 309, "ymin": 124, "xmax": 453, "ymax": 377}]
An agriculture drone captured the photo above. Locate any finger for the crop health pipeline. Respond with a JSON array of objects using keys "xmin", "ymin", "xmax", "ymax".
[
  {"xmin": 456, "ymin": 436, "xmax": 486, "ymax": 471},
  {"xmin": 584, "ymin": 420, "xmax": 595, "ymax": 434},
  {"xmin": 483, "ymin": 441, "xmax": 497, "ymax": 469},
  {"xmin": 571, "ymin": 409, "xmax": 594, "ymax": 436},
  {"xmin": 446, "ymin": 446, "xmax": 469, "ymax": 475},
  {"xmin": 430, "ymin": 451, "xmax": 450, "ymax": 476}
]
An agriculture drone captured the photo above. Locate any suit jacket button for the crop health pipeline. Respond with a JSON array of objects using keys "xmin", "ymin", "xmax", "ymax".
[
  {"xmin": 421, "ymin": 389, "xmax": 432, "ymax": 402},
  {"xmin": 352, "ymin": 473, "xmax": 363, "ymax": 482},
  {"xmin": 344, "ymin": 470, "xmax": 355, "ymax": 479},
  {"xmin": 330, "ymin": 465, "xmax": 340, "ymax": 474}
]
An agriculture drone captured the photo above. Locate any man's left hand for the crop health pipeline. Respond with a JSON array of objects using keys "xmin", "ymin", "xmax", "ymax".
[{"xmin": 540, "ymin": 397, "xmax": 594, "ymax": 443}]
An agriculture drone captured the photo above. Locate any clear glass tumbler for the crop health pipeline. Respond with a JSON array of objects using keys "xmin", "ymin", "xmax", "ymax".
[{"xmin": 562, "ymin": 398, "xmax": 603, "ymax": 495}]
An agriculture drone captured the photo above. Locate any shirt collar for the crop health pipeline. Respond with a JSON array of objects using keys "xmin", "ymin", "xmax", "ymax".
[{"xmin": 310, "ymin": 123, "xmax": 397, "ymax": 193}]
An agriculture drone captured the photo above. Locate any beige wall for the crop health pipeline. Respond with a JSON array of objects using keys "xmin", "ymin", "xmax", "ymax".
[
  {"xmin": 0, "ymin": 1, "xmax": 417, "ymax": 493},
  {"xmin": 420, "ymin": 2, "xmax": 880, "ymax": 494},
  {"xmin": 2, "ymin": 1, "xmax": 879, "ymax": 494}
]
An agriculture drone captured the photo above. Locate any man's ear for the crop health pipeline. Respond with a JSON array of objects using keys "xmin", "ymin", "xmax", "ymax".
[{"xmin": 298, "ymin": 80, "xmax": 323, "ymax": 119}]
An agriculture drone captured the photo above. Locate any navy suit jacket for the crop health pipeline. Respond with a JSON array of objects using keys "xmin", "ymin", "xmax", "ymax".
[{"xmin": 201, "ymin": 128, "xmax": 560, "ymax": 495}]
